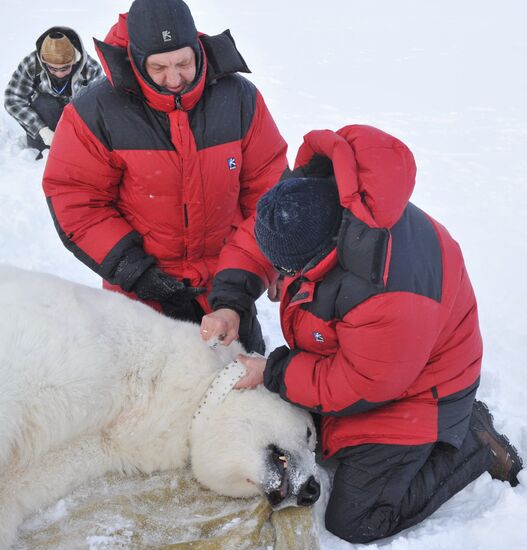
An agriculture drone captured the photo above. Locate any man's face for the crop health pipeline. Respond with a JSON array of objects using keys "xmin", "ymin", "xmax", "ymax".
[
  {"xmin": 145, "ymin": 47, "xmax": 196, "ymax": 94},
  {"xmin": 44, "ymin": 62, "xmax": 74, "ymax": 78}
]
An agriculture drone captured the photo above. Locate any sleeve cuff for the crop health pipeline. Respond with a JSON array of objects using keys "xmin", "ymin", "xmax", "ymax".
[
  {"xmin": 209, "ymin": 268, "xmax": 265, "ymax": 315},
  {"xmin": 264, "ymin": 345, "xmax": 297, "ymax": 394}
]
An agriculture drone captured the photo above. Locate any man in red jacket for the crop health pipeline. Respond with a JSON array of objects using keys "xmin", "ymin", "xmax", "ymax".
[
  {"xmin": 42, "ymin": 0, "xmax": 287, "ymax": 353},
  {"xmin": 229, "ymin": 125, "xmax": 523, "ymax": 543}
]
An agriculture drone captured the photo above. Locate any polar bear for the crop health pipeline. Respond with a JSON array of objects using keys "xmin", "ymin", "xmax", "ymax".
[{"xmin": 0, "ymin": 265, "xmax": 320, "ymax": 549}]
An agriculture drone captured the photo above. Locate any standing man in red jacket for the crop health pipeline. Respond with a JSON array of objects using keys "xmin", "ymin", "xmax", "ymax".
[
  {"xmin": 224, "ymin": 125, "xmax": 523, "ymax": 542},
  {"xmin": 42, "ymin": 0, "xmax": 287, "ymax": 353}
]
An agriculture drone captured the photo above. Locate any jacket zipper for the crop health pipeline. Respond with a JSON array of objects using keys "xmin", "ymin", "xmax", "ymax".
[
  {"xmin": 170, "ymin": 99, "xmax": 186, "ymax": 259},
  {"xmin": 183, "ymin": 203, "xmax": 188, "ymax": 259}
]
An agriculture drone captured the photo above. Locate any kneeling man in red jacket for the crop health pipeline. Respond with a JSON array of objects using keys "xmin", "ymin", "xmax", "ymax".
[{"xmin": 218, "ymin": 125, "xmax": 523, "ymax": 543}]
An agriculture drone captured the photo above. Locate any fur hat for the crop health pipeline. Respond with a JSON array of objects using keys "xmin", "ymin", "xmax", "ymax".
[
  {"xmin": 255, "ymin": 177, "xmax": 342, "ymax": 272},
  {"xmin": 40, "ymin": 31, "xmax": 75, "ymax": 65}
]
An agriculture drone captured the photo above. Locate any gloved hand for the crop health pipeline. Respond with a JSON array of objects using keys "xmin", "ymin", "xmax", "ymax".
[
  {"xmin": 133, "ymin": 267, "xmax": 206, "ymax": 303},
  {"xmin": 38, "ymin": 126, "xmax": 55, "ymax": 147},
  {"xmin": 160, "ymin": 299, "xmax": 200, "ymax": 323}
]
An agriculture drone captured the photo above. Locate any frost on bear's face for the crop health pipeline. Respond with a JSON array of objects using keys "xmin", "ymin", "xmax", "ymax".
[{"xmin": 190, "ymin": 385, "xmax": 320, "ymax": 509}]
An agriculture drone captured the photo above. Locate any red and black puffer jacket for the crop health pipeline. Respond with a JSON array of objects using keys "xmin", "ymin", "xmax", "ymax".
[
  {"xmin": 264, "ymin": 125, "xmax": 482, "ymax": 458},
  {"xmin": 42, "ymin": 13, "xmax": 286, "ymax": 315}
]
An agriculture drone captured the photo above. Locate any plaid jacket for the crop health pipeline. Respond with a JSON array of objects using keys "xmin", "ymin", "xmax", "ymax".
[{"xmin": 4, "ymin": 51, "xmax": 102, "ymax": 138}]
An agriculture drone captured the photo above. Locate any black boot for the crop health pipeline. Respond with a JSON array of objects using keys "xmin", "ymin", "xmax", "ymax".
[{"xmin": 471, "ymin": 400, "xmax": 523, "ymax": 487}]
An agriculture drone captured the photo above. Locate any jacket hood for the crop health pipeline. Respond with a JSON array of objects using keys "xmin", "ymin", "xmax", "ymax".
[
  {"xmin": 293, "ymin": 125, "xmax": 416, "ymax": 229},
  {"xmin": 96, "ymin": 13, "xmax": 250, "ymax": 113},
  {"xmin": 35, "ymin": 26, "xmax": 87, "ymax": 72},
  {"xmin": 292, "ymin": 125, "xmax": 417, "ymax": 286},
  {"xmin": 127, "ymin": 0, "xmax": 203, "ymax": 104}
]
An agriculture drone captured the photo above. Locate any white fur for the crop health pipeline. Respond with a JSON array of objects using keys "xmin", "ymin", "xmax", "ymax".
[{"xmin": 0, "ymin": 265, "xmax": 317, "ymax": 549}]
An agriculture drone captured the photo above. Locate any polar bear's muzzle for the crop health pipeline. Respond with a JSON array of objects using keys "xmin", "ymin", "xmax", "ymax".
[
  {"xmin": 265, "ymin": 444, "xmax": 291, "ymax": 507},
  {"xmin": 264, "ymin": 444, "xmax": 320, "ymax": 508}
]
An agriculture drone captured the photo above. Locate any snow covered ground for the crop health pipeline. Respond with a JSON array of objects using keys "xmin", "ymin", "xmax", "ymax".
[{"xmin": 1, "ymin": 0, "xmax": 526, "ymax": 548}]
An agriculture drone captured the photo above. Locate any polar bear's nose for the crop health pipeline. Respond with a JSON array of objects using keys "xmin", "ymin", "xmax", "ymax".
[{"xmin": 297, "ymin": 475, "xmax": 320, "ymax": 506}]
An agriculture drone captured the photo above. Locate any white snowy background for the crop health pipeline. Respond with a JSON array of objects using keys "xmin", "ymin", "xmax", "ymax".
[{"xmin": 1, "ymin": 0, "xmax": 526, "ymax": 548}]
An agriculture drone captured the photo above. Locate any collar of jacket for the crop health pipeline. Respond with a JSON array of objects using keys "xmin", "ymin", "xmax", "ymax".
[
  {"xmin": 289, "ymin": 213, "xmax": 389, "ymax": 291},
  {"xmin": 291, "ymin": 209, "xmax": 390, "ymax": 290},
  {"xmin": 93, "ymin": 37, "xmax": 207, "ymax": 112},
  {"xmin": 96, "ymin": 12, "xmax": 251, "ymax": 113},
  {"xmin": 301, "ymin": 246, "xmax": 339, "ymax": 282},
  {"xmin": 290, "ymin": 210, "xmax": 389, "ymax": 290},
  {"xmin": 281, "ymin": 249, "xmax": 338, "ymax": 310},
  {"xmin": 336, "ymin": 210, "xmax": 389, "ymax": 289},
  {"xmin": 128, "ymin": 41, "xmax": 207, "ymax": 112}
]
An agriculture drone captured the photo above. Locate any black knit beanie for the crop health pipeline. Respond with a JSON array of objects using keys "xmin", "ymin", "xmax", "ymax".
[
  {"xmin": 127, "ymin": 0, "xmax": 201, "ymax": 80},
  {"xmin": 255, "ymin": 177, "xmax": 342, "ymax": 272}
]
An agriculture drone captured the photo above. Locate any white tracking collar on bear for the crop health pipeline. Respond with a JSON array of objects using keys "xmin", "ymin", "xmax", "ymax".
[{"xmin": 191, "ymin": 359, "xmax": 247, "ymax": 435}]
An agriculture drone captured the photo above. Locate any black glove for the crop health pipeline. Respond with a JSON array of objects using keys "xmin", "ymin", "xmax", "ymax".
[
  {"xmin": 111, "ymin": 243, "xmax": 156, "ymax": 292},
  {"xmin": 133, "ymin": 267, "xmax": 206, "ymax": 303},
  {"xmin": 160, "ymin": 299, "xmax": 203, "ymax": 323}
]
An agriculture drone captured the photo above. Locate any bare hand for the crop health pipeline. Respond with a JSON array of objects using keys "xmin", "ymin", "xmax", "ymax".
[
  {"xmin": 200, "ymin": 308, "xmax": 240, "ymax": 346},
  {"xmin": 267, "ymin": 276, "xmax": 284, "ymax": 302},
  {"xmin": 234, "ymin": 354, "xmax": 267, "ymax": 389}
]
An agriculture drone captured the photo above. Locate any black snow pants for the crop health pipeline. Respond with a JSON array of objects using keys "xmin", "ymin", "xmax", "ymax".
[
  {"xmin": 26, "ymin": 93, "xmax": 66, "ymax": 154},
  {"xmin": 325, "ymin": 427, "xmax": 493, "ymax": 544}
]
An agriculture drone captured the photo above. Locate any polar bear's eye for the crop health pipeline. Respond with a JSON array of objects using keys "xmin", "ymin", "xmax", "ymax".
[{"xmin": 306, "ymin": 427, "xmax": 312, "ymax": 442}]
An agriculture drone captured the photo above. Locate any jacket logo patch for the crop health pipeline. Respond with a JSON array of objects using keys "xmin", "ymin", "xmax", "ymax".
[
  {"xmin": 313, "ymin": 331, "xmax": 325, "ymax": 343},
  {"xmin": 227, "ymin": 157, "xmax": 237, "ymax": 170},
  {"xmin": 162, "ymin": 30, "xmax": 172, "ymax": 42}
]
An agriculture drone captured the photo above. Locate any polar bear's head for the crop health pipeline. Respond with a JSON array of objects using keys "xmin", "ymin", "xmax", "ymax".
[{"xmin": 190, "ymin": 385, "xmax": 320, "ymax": 509}]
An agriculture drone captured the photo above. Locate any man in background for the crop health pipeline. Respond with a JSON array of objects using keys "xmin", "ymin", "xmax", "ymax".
[{"xmin": 4, "ymin": 27, "xmax": 102, "ymax": 159}]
